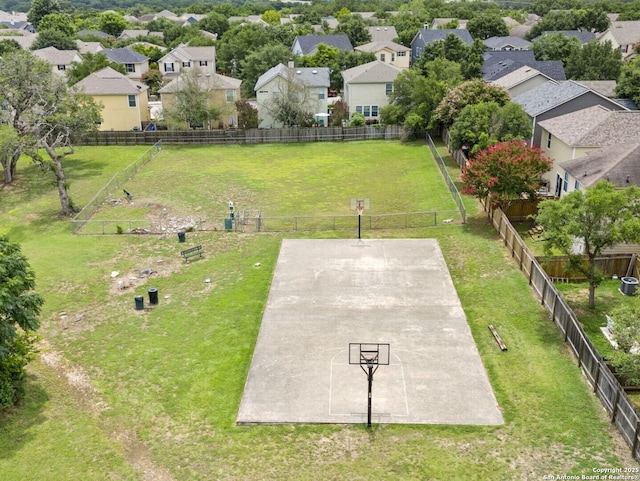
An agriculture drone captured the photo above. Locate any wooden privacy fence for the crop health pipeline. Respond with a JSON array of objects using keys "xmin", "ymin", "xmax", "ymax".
[
  {"xmin": 75, "ymin": 126, "xmax": 405, "ymax": 146},
  {"xmin": 486, "ymin": 203, "xmax": 640, "ymax": 460}
]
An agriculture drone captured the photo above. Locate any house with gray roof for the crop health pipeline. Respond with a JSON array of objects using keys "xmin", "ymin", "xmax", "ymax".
[
  {"xmin": 483, "ymin": 50, "xmax": 566, "ymax": 82},
  {"xmin": 410, "ymin": 28, "xmax": 473, "ymax": 65},
  {"xmin": 536, "ymin": 106, "xmax": 640, "ymax": 196},
  {"xmin": 367, "ymin": 26, "xmax": 398, "ymax": 43},
  {"xmin": 32, "ymin": 46, "xmax": 82, "ymax": 75},
  {"xmin": 513, "ymin": 80, "xmax": 629, "ymax": 148},
  {"xmin": 157, "ymin": 45, "xmax": 216, "ymax": 79},
  {"xmin": 75, "ymin": 66, "xmax": 150, "ymax": 131},
  {"xmin": 355, "ymin": 40, "xmax": 410, "ymax": 68},
  {"xmin": 484, "ymin": 36, "xmax": 531, "ymax": 51},
  {"xmin": 254, "ymin": 62, "xmax": 330, "ymax": 128},
  {"xmin": 598, "ymin": 20, "xmax": 640, "ymax": 60},
  {"xmin": 0, "ymin": 19, "xmax": 34, "ymax": 33},
  {"xmin": 102, "ymin": 48, "xmax": 149, "ymax": 80},
  {"xmin": 342, "ymin": 60, "xmax": 403, "ymax": 123},
  {"xmin": 430, "ymin": 18, "xmax": 468, "ymax": 30},
  {"xmin": 75, "ymin": 40, "xmax": 104, "ymax": 55},
  {"xmin": 292, "ymin": 34, "xmax": 353, "ymax": 56},
  {"xmin": 489, "ymin": 66, "xmax": 553, "ymax": 97}
]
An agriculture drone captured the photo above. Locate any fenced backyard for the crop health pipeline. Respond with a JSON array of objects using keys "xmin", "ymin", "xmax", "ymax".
[{"xmin": 486, "ymin": 203, "xmax": 640, "ymax": 460}]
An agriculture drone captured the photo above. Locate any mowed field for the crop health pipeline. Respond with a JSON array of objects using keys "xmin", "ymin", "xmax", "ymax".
[{"xmin": 0, "ymin": 140, "xmax": 635, "ymax": 480}]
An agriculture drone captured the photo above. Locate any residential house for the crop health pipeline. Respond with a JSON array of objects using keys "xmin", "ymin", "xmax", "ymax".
[
  {"xmin": 32, "ymin": 46, "xmax": 82, "ymax": 75},
  {"xmin": 489, "ymin": 66, "xmax": 554, "ymax": 98},
  {"xmin": 431, "ymin": 18, "xmax": 468, "ymax": 30},
  {"xmin": 102, "ymin": 48, "xmax": 149, "ymax": 80},
  {"xmin": 367, "ymin": 26, "xmax": 398, "ymax": 43},
  {"xmin": 292, "ymin": 34, "xmax": 353, "ymax": 56},
  {"xmin": 77, "ymin": 29, "xmax": 111, "ymax": 39},
  {"xmin": 2, "ymin": 31, "xmax": 36, "ymax": 49},
  {"xmin": 75, "ymin": 40, "xmax": 104, "ymax": 55},
  {"xmin": 355, "ymin": 40, "xmax": 410, "ymax": 69},
  {"xmin": 598, "ymin": 20, "xmax": 640, "ymax": 60},
  {"xmin": 157, "ymin": 45, "xmax": 216, "ymax": 78},
  {"xmin": 513, "ymin": 80, "xmax": 629, "ymax": 148},
  {"xmin": 538, "ymin": 30, "xmax": 596, "ymax": 45},
  {"xmin": 410, "ymin": 28, "xmax": 473, "ymax": 65},
  {"xmin": 158, "ymin": 72, "xmax": 242, "ymax": 129},
  {"xmin": 536, "ymin": 106, "xmax": 640, "ymax": 196},
  {"xmin": 118, "ymin": 29, "xmax": 151, "ymax": 40},
  {"xmin": 227, "ymin": 15, "xmax": 268, "ymax": 26},
  {"xmin": 342, "ymin": 60, "xmax": 402, "ymax": 123},
  {"xmin": 254, "ymin": 62, "xmax": 330, "ymax": 128},
  {"xmin": 178, "ymin": 13, "xmax": 206, "ymax": 27},
  {"xmin": 509, "ymin": 13, "xmax": 540, "ymax": 39},
  {"xmin": 0, "ymin": 19, "xmax": 34, "ymax": 33},
  {"xmin": 484, "ymin": 36, "xmax": 532, "ymax": 51},
  {"xmin": 138, "ymin": 10, "xmax": 179, "ymax": 23},
  {"xmin": 75, "ymin": 66, "xmax": 150, "ymax": 131},
  {"xmin": 483, "ymin": 50, "xmax": 566, "ymax": 82}
]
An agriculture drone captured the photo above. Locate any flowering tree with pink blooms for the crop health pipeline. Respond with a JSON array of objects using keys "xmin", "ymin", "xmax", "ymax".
[{"xmin": 461, "ymin": 140, "xmax": 552, "ymax": 208}]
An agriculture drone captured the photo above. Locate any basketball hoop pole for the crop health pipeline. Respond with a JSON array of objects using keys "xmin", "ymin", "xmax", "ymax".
[{"xmin": 366, "ymin": 360, "xmax": 376, "ymax": 428}]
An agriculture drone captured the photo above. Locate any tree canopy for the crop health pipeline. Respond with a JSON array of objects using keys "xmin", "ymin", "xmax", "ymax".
[
  {"xmin": 565, "ymin": 40, "xmax": 622, "ymax": 80},
  {"xmin": 536, "ymin": 181, "xmax": 640, "ymax": 309},
  {"xmin": 616, "ymin": 58, "xmax": 640, "ymax": 106},
  {"xmin": 434, "ymin": 79, "xmax": 510, "ymax": 128},
  {"xmin": 466, "ymin": 14, "xmax": 509, "ymax": 40}
]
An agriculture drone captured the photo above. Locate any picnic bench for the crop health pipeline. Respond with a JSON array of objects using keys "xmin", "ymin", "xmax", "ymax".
[
  {"xmin": 123, "ymin": 189, "xmax": 134, "ymax": 202},
  {"xmin": 181, "ymin": 245, "xmax": 203, "ymax": 262}
]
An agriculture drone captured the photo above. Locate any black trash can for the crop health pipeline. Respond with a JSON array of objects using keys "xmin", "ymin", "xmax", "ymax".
[
  {"xmin": 148, "ymin": 288, "xmax": 158, "ymax": 305},
  {"xmin": 134, "ymin": 295, "xmax": 144, "ymax": 310},
  {"xmin": 178, "ymin": 231, "xmax": 186, "ymax": 243},
  {"xmin": 620, "ymin": 277, "xmax": 639, "ymax": 296}
]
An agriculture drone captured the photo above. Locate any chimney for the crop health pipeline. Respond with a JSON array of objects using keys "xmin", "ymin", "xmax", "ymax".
[{"xmin": 288, "ymin": 58, "xmax": 294, "ymax": 69}]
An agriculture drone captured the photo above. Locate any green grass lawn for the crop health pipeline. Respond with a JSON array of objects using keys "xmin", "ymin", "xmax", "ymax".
[{"xmin": 0, "ymin": 140, "xmax": 636, "ymax": 480}]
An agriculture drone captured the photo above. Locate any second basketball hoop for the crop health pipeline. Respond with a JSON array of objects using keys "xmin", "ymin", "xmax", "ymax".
[{"xmin": 350, "ymin": 197, "xmax": 370, "ymax": 239}]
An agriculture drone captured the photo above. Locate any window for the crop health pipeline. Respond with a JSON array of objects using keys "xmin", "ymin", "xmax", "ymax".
[
  {"xmin": 226, "ymin": 90, "xmax": 235, "ymax": 102},
  {"xmin": 164, "ymin": 63, "xmax": 174, "ymax": 73},
  {"xmin": 57, "ymin": 65, "xmax": 66, "ymax": 71},
  {"xmin": 391, "ymin": 53, "xmax": 395, "ymax": 61},
  {"xmin": 258, "ymin": 90, "xmax": 268, "ymax": 94},
  {"xmin": 563, "ymin": 172, "xmax": 568, "ymax": 192},
  {"xmin": 318, "ymin": 92, "xmax": 325, "ymax": 99},
  {"xmin": 182, "ymin": 61, "xmax": 191, "ymax": 68},
  {"xmin": 199, "ymin": 60, "xmax": 208, "ymax": 66},
  {"xmin": 546, "ymin": 132, "xmax": 552, "ymax": 149},
  {"xmin": 621, "ymin": 45, "xmax": 629, "ymax": 53},
  {"xmin": 371, "ymin": 106, "xmax": 378, "ymax": 117},
  {"xmin": 574, "ymin": 180, "xmax": 580, "ymax": 191},
  {"xmin": 363, "ymin": 106, "xmax": 371, "ymax": 117},
  {"xmin": 125, "ymin": 63, "xmax": 135, "ymax": 73},
  {"xmin": 356, "ymin": 106, "xmax": 363, "ymax": 114},
  {"xmin": 380, "ymin": 53, "xmax": 386, "ymax": 62},
  {"xmin": 398, "ymin": 51, "xmax": 406, "ymax": 57},
  {"xmin": 385, "ymin": 83, "xmax": 393, "ymax": 95},
  {"xmin": 128, "ymin": 95, "xmax": 137, "ymax": 108}
]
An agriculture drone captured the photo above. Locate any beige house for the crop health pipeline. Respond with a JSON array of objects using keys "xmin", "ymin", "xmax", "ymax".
[
  {"xmin": 537, "ymin": 106, "xmax": 640, "ymax": 197},
  {"xmin": 598, "ymin": 20, "xmax": 640, "ymax": 60},
  {"xmin": 158, "ymin": 71, "xmax": 242, "ymax": 129},
  {"xmin": 342, "ymin": 60, "xmax": 402, "ymax": 123},
  {"xmin": 75, "ymin": 67, "xmax": 150, "ymax": 131},
  {"xmin": 367, "ymin": 26, "xmax": 398, "ymax": 42},
  {"xmin": 32, "ymin": 46, "xmax": 82, "ymax": 75},
  {"xmin": 254, "ymin": 62, "xmax": 330, "ymax": 128},
  {"xmin": 490, "ymin": 66, "xmax": 553, "ymax": 98},
  {"xmin": 355, "ymin": 40, "xmax": 410, "ymax": 69},
  {"xmin": 158, "ymin": 45, "xmax": 216, "ymax": 79}
]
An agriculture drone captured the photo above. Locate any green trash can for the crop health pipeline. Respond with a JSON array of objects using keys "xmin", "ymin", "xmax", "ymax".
[
  {"xmin": 134, "ymin": 295, "xmax": 144, "ymax": 310},
  {"xmin": 178, "ymin": 231, "xmax": 186, "ymax": 243},
  {"xmin": 224, "ymin": 218, "xmax": 233, "ymax": 231}
]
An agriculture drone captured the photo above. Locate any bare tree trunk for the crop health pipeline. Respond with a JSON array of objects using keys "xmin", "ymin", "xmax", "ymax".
[
  {"xmin": 51, "ymin": 156, "xmax": 74, "ymax": 216},
  {"xmin": 2, "ymin": 161, "xmax": 11, "ymax": 183}
]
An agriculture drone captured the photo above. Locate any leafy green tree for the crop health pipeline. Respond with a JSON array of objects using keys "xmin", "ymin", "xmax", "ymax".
[
  {"xmin": 31, "ymin": 28, "xmax": 76, "ymax": 50},
  {"xmin": 575, "ymin": 8, "xmax": 610, "ymax": 33},
  {"xmin": 66, "ymin": 52, "xmax": 127, "ymax": 84},
  {"xmin": 466, "ymin": 14, "xmax": 509, "ymax": 40},
  {"xmin": 235, "ymin": 100, "xmax": 258, "ymax": 129},
  {"xmin": 0, "ymin": 39, "xmax": 21, "ymax": 56},
  {"xmin": 141, "ymin": 69, "xmax": 163, "ymax": 96},
  {"xmin": 390, "ymin": 11, "xmax": 427, "ymax": 46},
  {"xmin": 527, "ymin": 8, "xmax": 610, "ymax": 40},
  {"xmin": 462, "ymin": 139, "xmax": 552, "ymax": 208},
  {"xmin": 615, "ymin": 58, "xmax": 640, "ymax": 105},
  {"xmin": 129, "ymin": 43, "xmax": 165, "ymax": 65},
  {"xmin": 532, "ymin": 33, "xmax": 581, "ymax": 66},
  {"xmin": 334, "ymin": 15, "xmax": 371, "ymax": 46},
  {"xmin": 27, "ymin": 0, "xmax": 62, "ymax": 29},
  {"xmin": 0, "ymin": 50, "xmax": 102, "ymax": 216},
  {"xmin": 608, "ymin": 305, "xmax": 640, "ymax": 386},
  {"xmin": 0, "ymin": 236, "xmax": 43, "ymax": 409},
  {"xmin": 536, "ymin": 182, "xmax": 640, "ymax": 309},
  {"xmin": 38, "ymin": 12, "xmax": 75, "ymax": 37},
  {"xmin": 449, "ymin": 101, "xmax": 531, "ymax": 153},
  {"xmin": 348, "ymin": 111, "xmax": 365, "ymax": 126},
  {"xmin": 216, "ymin": 23, "xmax": 271, "ymax": 76},
  {"xmin": 97, "ymin": 12, "xmax": 128, "ymax": 37},
  {"xmin": 240, "ymin": 44, "xmax": 292, "ymax": 98},
  {"xmin": 434, "ymin": 79, "xmax": 510, "ymax": 127},
  {"xmin": 565, "ymin": 40, "xmax": 622, "ymax": 80},
  {"xmin": 198, "ymin": 11, "xmax": 229, "ymax": 37},
  {"xmin": 261, "ymin": 9, "xmax": 281, "ymax": 26},
  {"xmin": 415, "ymin": 35, "xmax": 483, "ymax": 79}
]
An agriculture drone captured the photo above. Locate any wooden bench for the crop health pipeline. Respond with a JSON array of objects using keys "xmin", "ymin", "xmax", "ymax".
[
  {"xmin": 181, "ymin": 245, "xmax": 203, "ymax": 262},
  {"xmin": 123, "ymin": 189, "xmax": 134, "ymax": 202}
]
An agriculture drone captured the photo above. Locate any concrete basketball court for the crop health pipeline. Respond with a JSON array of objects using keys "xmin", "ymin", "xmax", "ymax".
[{"xmin": 237, "ymin": 239, "xmax": 504, "ymax": 425}]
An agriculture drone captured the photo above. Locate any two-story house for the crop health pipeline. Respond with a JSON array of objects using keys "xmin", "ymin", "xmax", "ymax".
[
  {"xmin": 355, "ymin": 41, "xmax": 410, "ymax": 69},
  {"xmin": 102, "ymin": 48, "xmax": 149, "ymax": 80},
  {"xmin": 342, "ymin": 60, "xmax": 403, "ymax": 123},
  {"xmin": 254, "ymin": 62, "xmax": 330, "ymax": 128},
  {"xmin": 32, "ymin": 46, "xmax": 82, "ymax": 75},
  {"xmin": 157, "ymin": 45, "xmax": 216, "ymax": 79},
  {"xmin": 598, "ymin": 20, "xmax": 640, "ymax": 60}
]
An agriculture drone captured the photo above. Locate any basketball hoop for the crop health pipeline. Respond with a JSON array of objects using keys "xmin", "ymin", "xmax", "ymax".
[{"xmin": 356, "ymin": 204, "xmax": 364, "ymax": 216}]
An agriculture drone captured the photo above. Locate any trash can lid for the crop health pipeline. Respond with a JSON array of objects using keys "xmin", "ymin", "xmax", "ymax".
[
  {"xmin": 134, "ymin": 295, "xmax": 143, "ymax": 300},
  {"xmin": 148, "ymin": 287, "xmax": 158, "ymax": 292},
  {"xmin": 622, "ymin": 277, "xmax": 639, "ymax": 284}
]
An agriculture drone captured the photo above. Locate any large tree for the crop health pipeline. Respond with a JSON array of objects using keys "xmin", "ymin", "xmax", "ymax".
[
  {"xmin": 239, "ymin": 44, "xmax": 292, "ymax": 98},
  {"xmin": 565, "ymin": 40, "xmax": 622, "ymax": 80},
  {"xmin": 536, "ymin": 181, "xmax": 640, "ymax": 309},
  {"xmin": 27, "ymin": 0, "xmax": 62, "ymax": 29},
  {"xmin": 466, "ymin": 14, "xmax": 509, "ymax": 40},
  {"xmin": 66, "ymin": 52, "xmax": 127, "ymax": 85},
  {"xmin": 461, "ymin": 139, "xmax": 552, "ymax": 207},
  {"xmin": 532, "ymin": 33, "xmax": 581, "ymax": 66},
  {"xmin": 0, "ymin": 236, "xmax": 43, "ymax": 409},
  {"xmin": 616, "ymin": 58, "xmax": 640, "ymax": 106},
  {"xmin": 434, "ymin": 79, "xmax": 510, "ymax": 127},
  {"xmin": 0, "ymin": 50, "xmax": 102, "ymax": 216},
  {"xmin": 97, "ymin": 12, "xmax": 129, "ymax": 37}
]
